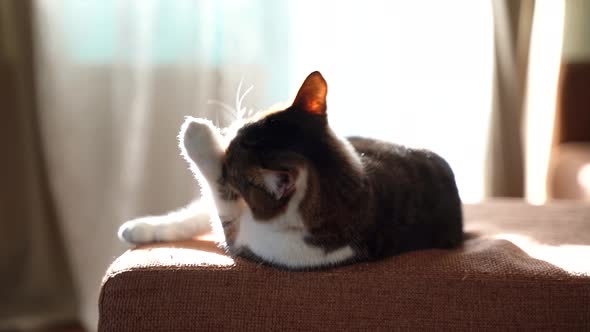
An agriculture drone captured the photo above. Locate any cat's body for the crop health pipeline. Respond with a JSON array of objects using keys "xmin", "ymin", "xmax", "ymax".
[{"xmin": 119, "ymin": 72, "xmax": 463, "ymax": 269}]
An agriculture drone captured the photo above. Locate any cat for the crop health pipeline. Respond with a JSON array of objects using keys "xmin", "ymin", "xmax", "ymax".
[{"xmin": 118, "ymin": 71, "xmax": 463, "ymax": 270}]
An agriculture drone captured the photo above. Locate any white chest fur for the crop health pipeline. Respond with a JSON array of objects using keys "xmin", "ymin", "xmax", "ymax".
[{"xmin": 233, "ymin": 169, "xmax": 355, "ymax": 268}]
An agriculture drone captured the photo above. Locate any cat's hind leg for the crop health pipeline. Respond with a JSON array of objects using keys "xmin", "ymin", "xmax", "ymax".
[{"xmin": 118, "ymin": 200, "xmax": 213, "ymax": 244}]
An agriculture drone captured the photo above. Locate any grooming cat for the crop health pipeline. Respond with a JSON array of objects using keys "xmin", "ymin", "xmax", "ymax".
[{"xmin": 118, "ymin": 71, "xmax": 463, "ymax": 269}]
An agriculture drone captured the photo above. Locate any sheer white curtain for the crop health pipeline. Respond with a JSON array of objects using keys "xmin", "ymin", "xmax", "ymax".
[
  {"xmin": 33, "ymin": 0, "xmax": 495, "ymax": 330},
  {"xmin": 287, "ymin": 1, "xmax": 494, "ymax": 202},
  {"xmin": 33, "ymin": 0, "xmax": 289, "ymax": 328}
]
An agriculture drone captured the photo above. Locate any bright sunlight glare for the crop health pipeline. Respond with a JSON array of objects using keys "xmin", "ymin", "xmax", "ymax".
[
  {"xmin": 494, "ymin": 233, "xmax": 590, "ymax": 274},
  {"xmin": 525, "ymin": 0, "xmax": 566, "ymax": 205},
  {"xmin": 289, "ymin": 1, "xmax": 494, "ymax": 203}
]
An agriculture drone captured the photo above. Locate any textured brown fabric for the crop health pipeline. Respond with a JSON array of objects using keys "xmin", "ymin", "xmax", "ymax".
[{"xmin": 99, "ymin": 201, "xmax": 590, "ymax": 331}]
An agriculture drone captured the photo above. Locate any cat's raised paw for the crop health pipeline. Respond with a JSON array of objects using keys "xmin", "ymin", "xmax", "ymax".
[
  {"xmin": 180, "ymin": 117, "xmax": 225, "ymax": 180},
  {"xmin": 181, "ymin": 117, "xmax": 220, "ymax": 158}
]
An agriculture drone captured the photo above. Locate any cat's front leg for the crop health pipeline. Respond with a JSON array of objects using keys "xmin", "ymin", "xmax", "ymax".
[
  {"xmin": 118, "ymin": 200, "xmax": 213, "ymax": 244},
  {"xmin": 179, "ymin": 117, "xmax": 242, "ymax": 226}
]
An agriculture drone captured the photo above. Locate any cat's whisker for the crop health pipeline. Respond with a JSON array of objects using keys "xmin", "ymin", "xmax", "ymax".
[
  {"xmin": 205, "ymin": 79, "xmax": 258, "ymax": 134},
  {"xmin": 235, "ymin": 78, "xmax": 245, "ymax": 120},
  {"xmin": 234, "ymin": 77, "xmax": 254, "ymax": 122},
  {"xmin": 246, "ymin": 107, "xmax": 257, "ymax": 117},
  {"xmin": 207, "ymin": 100, "xmax": 237, "ymax": 120},
  {"xmin": 237, "ymin": 86, "xmax": 254, "ymax": 118}
]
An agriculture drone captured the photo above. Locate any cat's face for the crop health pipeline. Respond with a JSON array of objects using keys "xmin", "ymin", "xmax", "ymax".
[{"xmin": 223, "ymin": 72, "xmax": 328, "ymax": 220}]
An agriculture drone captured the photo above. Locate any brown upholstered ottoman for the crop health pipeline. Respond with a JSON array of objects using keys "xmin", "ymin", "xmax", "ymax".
[{"xmin": 99, "ymin": 200, "xmax": 590, "ymax": 331}]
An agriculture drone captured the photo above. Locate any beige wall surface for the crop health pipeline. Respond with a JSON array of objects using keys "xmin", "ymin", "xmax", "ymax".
[{"xmin": 563, "ymin": 0, "xmax": 590, "ymax": 61}]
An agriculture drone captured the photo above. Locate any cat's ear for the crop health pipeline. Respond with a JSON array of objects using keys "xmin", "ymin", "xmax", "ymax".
[
  {"xmin": 260, "ymin": 169, "xmax": 296, "ymax": 200},
  {"xmin": 292, "ymin": 71, "xmax": 327, "ymax": 115}
]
